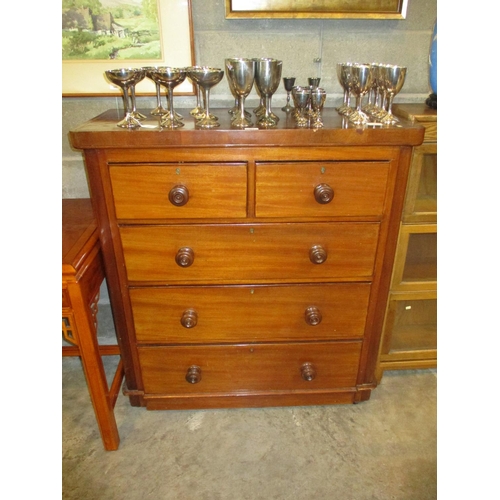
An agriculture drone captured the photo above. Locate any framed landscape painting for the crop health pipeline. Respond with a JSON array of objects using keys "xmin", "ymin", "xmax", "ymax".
[
  {"xmin": 62, "ymin": 0, "xmax": 195, "ymax": 96},
  {"xmin": 225, "ymin": 0, "xmax": 408, "ymax": 19}
]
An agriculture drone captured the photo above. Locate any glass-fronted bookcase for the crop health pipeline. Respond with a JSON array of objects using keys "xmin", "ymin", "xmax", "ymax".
[{"xmin": 376, "ymin": 104, "xmax": 437, "ymax": 380}]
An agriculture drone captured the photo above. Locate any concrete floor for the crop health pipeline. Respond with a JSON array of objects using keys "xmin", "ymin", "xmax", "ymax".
[{"xmin": 62, "ymin": 304, "xmax": 437, "ymax": 500}]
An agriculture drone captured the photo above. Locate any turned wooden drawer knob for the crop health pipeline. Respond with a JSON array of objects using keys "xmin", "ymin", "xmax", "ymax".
[
  {"xmin": 169, "ymin": 185, "xmax": 189, "ymax": 206},
  {"xmin": 314, "ymin": 183, "xmax": 334, "ymax": 204},
  {"xmin": 175, "ymin": 247, "xmax": 194, "ymax": 267},
  {"xmin": 185, "ymin": 365, "xmax": 202, "ymax": 384},
  {"xmin": 301, "ymin": 362, "xmax": 317, "ymax": 381},
  {"xmin": 305, "ymin": 306, "xmax": 322, "ymax": 326},
  {"xmin": 181, "ymin": 309, "xmax": 198, "ymax": 328},
  {"xmin": 309, "ymin": 245, "xmax": 327, "ymax": 264}
]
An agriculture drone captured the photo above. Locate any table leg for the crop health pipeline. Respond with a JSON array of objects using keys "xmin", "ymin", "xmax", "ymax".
[{"xmin": 66, "ymin": 283, "xmax": 120, "ymax": 451}]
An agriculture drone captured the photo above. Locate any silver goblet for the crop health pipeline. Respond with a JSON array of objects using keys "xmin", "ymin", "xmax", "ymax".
[
  {"xmin": 187, "ymin": 66, "xmax": 224, "ymax": 128},
  {"xmin": 104, "ymin": 68, "xmax": 144, "ymax": 129},
  {"xmin": 310, "ymin": 87, "xmax": 326, "ymax": 128},
  {"xmin": 336, "ymin": 62, "xmax": 354, "ymax": 116},
  {"xmin": 151, "ymin": 67, "xmax": 186, "ymax": 128},
  {"xmin": 380, "ymin": 65, "xmax": 407, "ymax": 125},
  {"xmin": 225, "ymin": 58, "xmax": 256, "ymax": 128},
  {"xmin": 348, "ymin": 64, "xmax": 373, "ymax": 125},
  {"xmin": 308, "ymin": 77, "xmax": 321, "ymax": 88},
  {"xmin": 369, "ymin": 63, "xmax": 389, "ymax": 120},
  {"xmin": 281, "ymin": 77, "xmax": 296, "ymax": 112},
  {"xmin": 254, "ymin": 58, "xmax": 282, "ymax": 128},
  {"xmin": 291, "ymin": 86, "xmax": 310, "ymax": 127}
]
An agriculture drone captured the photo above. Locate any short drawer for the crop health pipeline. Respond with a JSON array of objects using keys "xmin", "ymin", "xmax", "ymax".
[
  {"xmin": 255, "ymin": 161, "xmax": 389, "ymax": 218},
  {"xmin": 109, "ymin": 163, "xmax": 247, "ymax": 219},
  {"xmin": 120, "ymin": 222, "xmax": 379, "ymax": 283},
  {"xmin": 131, "ymin": 283, "xmax": 370, "ymax": 343},
  {"xmin": 138, "ymin": 341, "xmax": 362, "ymax": 394}
]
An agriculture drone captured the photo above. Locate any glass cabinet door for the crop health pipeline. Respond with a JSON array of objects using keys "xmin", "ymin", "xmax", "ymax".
[
  {"xmin": 379, "ymin": 292, "xmax": 437, "ymax": 360},
  {"xmin": 402, "ymin": 144, "xmax": 437, "ymax": 223},
  {"xmin": 391, "ymin": 224, "xmax": 437, "ymax": 291}
]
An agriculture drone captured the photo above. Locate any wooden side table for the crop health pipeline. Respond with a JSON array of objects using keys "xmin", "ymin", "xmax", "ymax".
[{"xmin": 62, "ymin": 198, "xmax": 123, "ymax": 451}]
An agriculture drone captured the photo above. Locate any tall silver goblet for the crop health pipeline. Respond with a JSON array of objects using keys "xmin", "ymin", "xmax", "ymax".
[
  {"xmin": 369, "ymin": 63, "xmax": 389, "ymax": 120},
  {"xmin": 363, "ymin": 63, "xmax": 379, "ymax": 114},
  {"xmin": 348, "ymin": 64, "xmax": 373, "ymax": 125},
  {"xmin": 187, "ymin": 66, "xmax": 224, "ymax": 128},
  {"xmin": 151, "ymin": 67, "xmax": 186, "ymax": 128},
  {"xmin": 225, "ymin": 61, "xmax": 252, "ymax": 119},
  {"xmin": 254, "ymin": 58, "xmax": 282, "ymax": 129},
  {"xmin": 104, "ymin": 68, "xmax": 144, "ymax": 129},
  {"xmin": 225, "ymin": 58, "xmax": 256, "ymax": 128},
  {"xmin": 281, "ymin": 77, "xmax": 296, "ymax": 112},
  {"xmin": 380, "ymin": 64, "xmax": 407, "ymax": 125}
]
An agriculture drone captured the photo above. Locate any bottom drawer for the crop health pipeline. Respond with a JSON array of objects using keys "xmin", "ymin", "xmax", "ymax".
[{"xmin": 138, "ymin": 341, "xmax": 362, "ymax": 395}]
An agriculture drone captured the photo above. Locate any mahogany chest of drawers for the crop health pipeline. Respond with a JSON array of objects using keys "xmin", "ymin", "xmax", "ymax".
[{"xmin": 70, "ymin": 108, "xmax": 424, "ymax": 410}]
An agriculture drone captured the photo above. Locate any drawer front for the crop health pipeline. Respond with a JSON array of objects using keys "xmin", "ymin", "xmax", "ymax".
[
  {"xmin": 109, "ymin": 163, "xmax": 247, "ymax": 219},
  {"xmin": 255, "ymin": 161, "xmax": 389, "ymax": 218},
  {"xmin": 131, "ymin": 283, "xmax": 370, "ymax": 343},
  {"xmin": 138, "ymin": 341, "xmax": 362, "ymax": 394},
  {"xmin": 120, "ymin": 222, "xmax": 379, "ymax": 282}
]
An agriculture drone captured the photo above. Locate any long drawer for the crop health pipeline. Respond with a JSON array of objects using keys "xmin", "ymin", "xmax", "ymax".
[
  {"xmin": 255, "ymin": 161, "xmax": 389, "ymax": 218},
  {"xmin": 131, "ymin": 283, "xmax": 370, "ymax": 343},
  {"xmin": 109, "ymin": 163, "xmax": 247, "ymax": 219},
  {"xmin": 138, "ymin": 341, "xmax": 362, "ymax": 394},
  {"xmin": 120, "ymin": 222, "xmax": 379, "ymax": 283}
]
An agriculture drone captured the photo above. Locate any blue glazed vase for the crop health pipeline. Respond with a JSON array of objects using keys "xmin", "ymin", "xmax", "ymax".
[{"xmin": 429, "ymin": 21, "xmax": 437, "ymax": 94}]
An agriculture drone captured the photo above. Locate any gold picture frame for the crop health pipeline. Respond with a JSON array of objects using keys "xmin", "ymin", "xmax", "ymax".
[
  {"xmin": 225, "ymin": 0, "xmax": 408, "ymax": 19},
  {"xmin": 62, "ymin": 0, "xmax": 195, "ymax": 96}
]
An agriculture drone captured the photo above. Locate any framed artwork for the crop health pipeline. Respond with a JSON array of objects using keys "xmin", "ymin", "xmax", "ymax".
[
  {"xmin": 62, "ymin": 0, "xmax": 195, "ymax": 96},
  {"xmin": 225, "ymin": 0, "xmax": 409, "ymax": 19}
]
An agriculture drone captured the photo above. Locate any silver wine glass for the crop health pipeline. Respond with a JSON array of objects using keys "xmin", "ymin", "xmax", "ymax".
[
  {"xmin": 291, "ymin": 85, "xmax": 310, "ymax": 127},
  {"xmin": 225, "ymin": 58, "xmax": 256, "ymax": 128},
  {"xmin": 187, "ymin": 66, "xmax": 224, "ymax": 128},
  {"xmin": 380, "ymin": 65, "xmax": 407, "ymax": 125},
  {"xmin": 281, "ymin": 77, "xmax": 296, "ymax": 112},
  {"xmin": 348, "ymin": 64, "xmax": 373, "ymax": 125},
  {"xmin": 186, "ymin": 66, "xmax": 208, "ymax": 119},
  {"xmin": 254, "ymin": 58, "xmax": 282, "ymax": 128},
  {"xmin": 104, "ymin": 68, "xmax": 144, "ymax": 129},
  {"xmin": 143, "ymin": 66, "xmax": 167, "ymax": 116},
  {"xmin": 151, "ymin": 67, "xmax": 186, "ymax": 128},
  {"xmin": 129, "ymin": 68, "xmax": 146, "ymax": 121}
]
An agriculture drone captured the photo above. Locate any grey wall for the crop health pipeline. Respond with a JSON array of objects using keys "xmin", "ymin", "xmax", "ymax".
[{"xmin": 62, "ymin": 0, "xmax": 437, "ymax": 199}]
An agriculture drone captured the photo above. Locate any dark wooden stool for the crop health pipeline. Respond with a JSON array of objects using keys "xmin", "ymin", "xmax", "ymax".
[{"xmin": 62, "ymin": 198, "xmax": 123, "ymax": 451}]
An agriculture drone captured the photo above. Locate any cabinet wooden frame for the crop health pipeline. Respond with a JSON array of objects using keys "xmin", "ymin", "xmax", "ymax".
[{"xmin": 391, "ymin": 223, "xmax": 437, "ymax": 292}]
